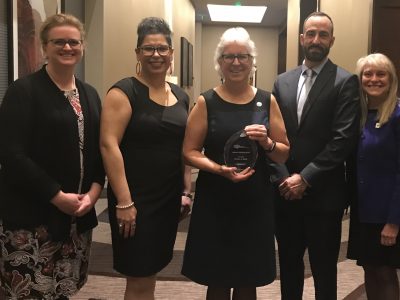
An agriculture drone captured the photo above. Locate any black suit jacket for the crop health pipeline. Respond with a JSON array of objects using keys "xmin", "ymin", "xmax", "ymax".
[
  {"xmin": 0, "ymin": 66, "xmax": 105, "ymax": 239},
  {"xmin": 272, "ymin": 59, "xmax": 360, "ymax": 212}
]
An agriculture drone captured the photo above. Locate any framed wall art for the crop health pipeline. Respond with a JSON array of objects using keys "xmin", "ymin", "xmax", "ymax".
[
  {"xmin": 180, "ymin": 36, "xmax": 193, "ymax": 87},
  {"xmin": 188, "ymin": 41, "xmax": 193, "ymax": 86},
  {"xmin": 9, "ymin": 0, "xmax": 62, "ymax": 81},
  {"xmin": 180, "ymin": 36, "xmax": 189, "ymax": 87}
]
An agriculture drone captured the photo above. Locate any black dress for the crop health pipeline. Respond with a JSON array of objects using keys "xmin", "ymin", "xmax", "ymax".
[
  {"xmin": 181, "ymin": 89, "xmax": 276, "ymax": 287},
  {"xmin": 107, "ymin": 77, "xmax": 189, "ymax": 276}
]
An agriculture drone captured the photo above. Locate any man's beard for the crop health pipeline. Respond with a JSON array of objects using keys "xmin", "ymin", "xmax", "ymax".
[{"xmin": 303, "ymin": 45, "xmax": 330, "ymax": 62}]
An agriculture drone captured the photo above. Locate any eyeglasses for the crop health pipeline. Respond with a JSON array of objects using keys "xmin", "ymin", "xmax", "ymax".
[
  {"xmin": 48, "ymin": 39, "xmax": 82, "ymax": 48},
  {"xmin": 221, "ymin": 54, "xmax": 253, "ymax": 64},
  {"xmin": 139, "ymin": 45, "xmax": 171, "ymax": 56}
]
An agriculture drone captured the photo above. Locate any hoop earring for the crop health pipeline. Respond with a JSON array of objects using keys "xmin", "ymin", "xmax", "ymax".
[{"xmin": 136, "ymin": 61, "xmax": 142, "ymax": 76}]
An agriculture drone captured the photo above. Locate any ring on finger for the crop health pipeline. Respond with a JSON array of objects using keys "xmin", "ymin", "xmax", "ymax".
[{"xmin": 119, "ymin": 223, "xmax": 123, "ymax": 228}]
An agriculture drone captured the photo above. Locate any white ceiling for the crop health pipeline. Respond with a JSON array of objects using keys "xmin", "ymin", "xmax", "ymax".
[{"xmin": 190, "ymin": 0, "xmax": 288, "ymax": 27}]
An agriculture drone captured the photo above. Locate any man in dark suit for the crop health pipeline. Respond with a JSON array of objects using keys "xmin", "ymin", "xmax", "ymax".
[{"xmin": 272, "ymin": 12, "xmax": 360, "ymax": 300}]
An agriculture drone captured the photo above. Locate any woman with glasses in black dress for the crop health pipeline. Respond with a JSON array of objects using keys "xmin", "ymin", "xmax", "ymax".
[
  {"xmin": 181, "ymin": 27, "xmax": 289, "ymax": 300},
  {"xmin": 100, "ymin": 17, "xmax": 191, "ymax": 299}
]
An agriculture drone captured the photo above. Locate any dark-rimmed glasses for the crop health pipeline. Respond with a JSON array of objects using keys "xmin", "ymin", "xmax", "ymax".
[
  {"xmin": 48, "ymin": 39, "xmax": 82, "ymax": 48},
  {"xmin": 221, "ymin": 54, "xmax": 253, "ymax": 64},
  {"xmin": 139, "ymin": 45, "xmax": 171, "ymax": 57}
]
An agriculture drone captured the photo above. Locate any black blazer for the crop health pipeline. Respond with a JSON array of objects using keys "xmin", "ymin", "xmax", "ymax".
[
  {"xmin": 0, "ymin": 66, "xmax": 105, "ymax": 238},
  {"xmin": 272, "ymin": 59, "xmax": 360, "ymax": 212}
]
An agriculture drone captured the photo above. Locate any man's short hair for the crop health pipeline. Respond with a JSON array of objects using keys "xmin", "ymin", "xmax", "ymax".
[{"xmin": 303, "ymin": 11, "xmax": 334, "ymax": 35}]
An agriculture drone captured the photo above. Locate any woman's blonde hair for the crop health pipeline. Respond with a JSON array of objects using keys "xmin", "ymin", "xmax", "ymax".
[
  {"xmin": 356, "ymin": 53, "xmax": 398, "ymax": 126},
  {"xmin": 40, "ymin": 13, "xmax": 85, "ymax": 45},
  {"xmin": 214, "ymin": 27, "xmax": 257, "ymax": 79}
]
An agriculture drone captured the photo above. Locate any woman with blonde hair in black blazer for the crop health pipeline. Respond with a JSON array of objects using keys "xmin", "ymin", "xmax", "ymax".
[{"xmin": 0, "ymin": 14, "xmax": 104, "ymax": 299}]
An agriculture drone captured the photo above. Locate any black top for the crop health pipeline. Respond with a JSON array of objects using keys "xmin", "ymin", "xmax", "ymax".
[
  {"xmin": 0, "ymin": 66, "xmax": 105, "ymax": 239},
  {"xmin": 107, "ymin": 77, "xmax": 190, "ymax": 276},
  {"xmin": 182, "ymin": 88, "xmax": 277, "ymax": 287}
]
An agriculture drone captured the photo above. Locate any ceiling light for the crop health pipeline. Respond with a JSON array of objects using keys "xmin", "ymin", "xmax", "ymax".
[{"xmin": 207, "ymin": 4, "xmax": 267, "ymax": 23}]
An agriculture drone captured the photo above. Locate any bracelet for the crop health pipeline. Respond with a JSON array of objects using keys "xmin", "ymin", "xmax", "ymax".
[
  {"xmin": 182, "ymin": 192, "xmax": 193, "ymax": 200},
  {"xmin": 265, "ymin": 140, "xmax": 276, "ymax": 153},
  {"xmin": 115, "ymin": 202, "xmax": 135, "ymax": 209}
]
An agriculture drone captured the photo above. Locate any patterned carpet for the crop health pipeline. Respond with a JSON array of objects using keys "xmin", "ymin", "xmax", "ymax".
[
  {"xmin": 65, "ymin": 172, "xmax": 400, "ymax": 299},
  {"xmin": 67, "ymin": 197, "xmax": 394, "ymax": 299},
  {"xmin": 1, "ymin": 197, "xmax": 395, "ymax": 299}
]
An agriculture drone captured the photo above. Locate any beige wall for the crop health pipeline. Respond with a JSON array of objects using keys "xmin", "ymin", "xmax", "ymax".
[
  {"xmin": 84, "ymin": 0, "xmax": 195, "ymax": 100},
  {"xmin": 85, "ymin": 0, "xmax": 105, "ymax": 96},
  {"xmin": 200, "ymin": 25, "xmax": 279, "ymax": 93},
  {"xmin": 194, "ymin": 22, "xmax": 203, "ymax": 104},
  {"xmin": 320, "ymin": 0, "xmax": 372, "ymax": 73},
  {"xmin": 171, "ymin": 0, "xmax": 196, "ymax": 103},
  {"xmin": 286, "ymin": 0, "xmax": 300, "ymax": 70},
  {"xmin": 84, "ymin": 0, "xmax": 371, "ymax": 100},
  {"xmin": 286, "ymin": 0, "xmax": 372, "ymax": 73}
]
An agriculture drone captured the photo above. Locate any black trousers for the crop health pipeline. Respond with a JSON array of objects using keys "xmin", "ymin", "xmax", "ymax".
[{"xmin": 275, "ymin": 205, "xmax": 344, "ymax": 300}]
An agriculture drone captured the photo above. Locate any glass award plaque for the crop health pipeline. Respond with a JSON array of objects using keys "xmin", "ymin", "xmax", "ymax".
[{"xmin": 223, "ymin": 130, "xmax": 258, "ymax": 172}]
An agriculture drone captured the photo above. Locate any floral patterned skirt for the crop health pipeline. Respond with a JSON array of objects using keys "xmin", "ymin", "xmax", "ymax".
[{"xmin": 0, "ymin": 221, "xmax": 92, "ymax": 299}]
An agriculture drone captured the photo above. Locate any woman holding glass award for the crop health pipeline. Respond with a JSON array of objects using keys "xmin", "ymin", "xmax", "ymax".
[{"xmin": 181, "ymin": 27, "xmax": 289, "ymax": 299}]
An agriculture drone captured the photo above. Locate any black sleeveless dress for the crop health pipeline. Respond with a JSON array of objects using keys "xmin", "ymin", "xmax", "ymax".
[
  {"xmin": 107, "ymin": 77, "xmax": 189, "ymax": 276},
  {"xmin": 181, "ymin": 89, "xmax": 276, "ymax": 287}
]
